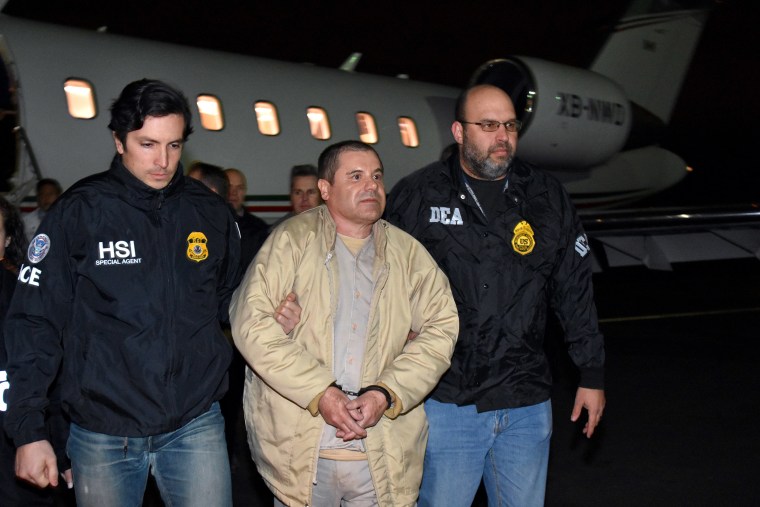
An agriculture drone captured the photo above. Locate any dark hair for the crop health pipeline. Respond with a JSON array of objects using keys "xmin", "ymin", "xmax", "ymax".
[
  {"xmin": 290, "ymin": 164, "xmax": 318, "ymax": 182},
  {"xmin": 188, "ymin": 162, "xmax": 229, "ymax": 197},
  {"xmin": 317, "ymin": 141, "xmax": 380, "ymax": 183},
  {"xmin": 108, "ymin": 79, "xmax": 193, "ymax": 145},
  {"xmin": 0, "ymin": 195, "xmax": 27, "ymax": 267},
  {"xmin": 36, "ymin": 178, "xmax": 62, "ymax": 195}
]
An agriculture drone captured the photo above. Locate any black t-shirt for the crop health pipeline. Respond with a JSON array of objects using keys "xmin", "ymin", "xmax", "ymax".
[{"xmin": 465, "ymin": 176, "xmax": 507, "ymax": 221}]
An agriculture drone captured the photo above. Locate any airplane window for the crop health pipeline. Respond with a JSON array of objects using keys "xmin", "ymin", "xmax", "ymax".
[
  {"xmin": 356, "ymin": 112, "xmax": 378, "ymax": 144},
  {"xmin": 398, "ymin": 117, "xmax": 419, "ymax": 147},
  {"xmin": 197, "ymin": 95, "xmax": 224, "ymax": 131},
  {"xmin": 254, "ymin": 101, "xmax": 280, "ymax": 135},
  {"xmin": 307, "ymin": 107, "xmax": 331, "ymax": 140},
  {"xmin": 63, "ymin": 79, "xmax": 96, "ymax": 119}
]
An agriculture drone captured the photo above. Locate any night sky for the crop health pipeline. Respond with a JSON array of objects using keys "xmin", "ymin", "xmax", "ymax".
[{"xmin": 3, "ymin": 0, "xmax": 758, "ymax": 206}]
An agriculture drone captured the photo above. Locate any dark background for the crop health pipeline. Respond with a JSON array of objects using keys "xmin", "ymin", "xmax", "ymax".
[{"xmin": 3, "ymin": 0, "xmax": 758, "ymax": 206}]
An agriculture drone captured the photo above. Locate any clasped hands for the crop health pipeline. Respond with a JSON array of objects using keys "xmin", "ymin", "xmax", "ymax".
[{"xmin": 318, "ymin": 385, "xmax": 388, "ymax": 441}]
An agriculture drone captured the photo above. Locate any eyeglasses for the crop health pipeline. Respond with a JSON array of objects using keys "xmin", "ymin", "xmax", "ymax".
[{"xmin": 458, "ymin": 120, "xmax": 522, "ymax": 133}]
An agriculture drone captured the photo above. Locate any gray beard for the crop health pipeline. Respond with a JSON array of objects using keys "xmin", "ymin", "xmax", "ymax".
[{"xmin": 462, "ymin": 142, "xmax": 512, "ymax": 180}]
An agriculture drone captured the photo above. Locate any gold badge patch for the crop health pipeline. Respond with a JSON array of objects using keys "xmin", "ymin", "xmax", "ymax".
[
  {"xmin": 186, "ymin": 232, "xmax": 209, "ymax": 262},
  {"xmin": 511, "ymin": 221, "xmax": 535, "ymax": 255}
]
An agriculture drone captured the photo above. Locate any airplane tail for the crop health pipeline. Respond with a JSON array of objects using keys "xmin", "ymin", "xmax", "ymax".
[{"xmin": 590, "ymin": 0, "xmax": 711, "ymax": 123}]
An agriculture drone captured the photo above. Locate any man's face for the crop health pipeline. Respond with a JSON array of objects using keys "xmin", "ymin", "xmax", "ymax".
[
  {"xmin": 290, "ymin": 175, "xmax": 321, "ymax": 214},
  {"xmin": 113, "ymin": 114, "xmax": 185, "ymax": 189},
  {"xmin": 453, "ymin": 86, "xmax": 519, "ymax": 180},
  {"xmin": 37, "ymin": 184, "xmax": 61, "ymax": 211},
  {"xmin": 318, "ymin": 150, "xmax": 385, "ymax": 234},
  {"xmin": 226, "ymin": 170, "xmax": 247, "ymax": 212}
]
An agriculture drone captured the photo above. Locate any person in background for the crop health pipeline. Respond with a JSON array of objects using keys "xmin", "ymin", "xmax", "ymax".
[
  {"xmin": 386, "ymin": 84, "xmax": 606, "ymax": 507},
  {"xmin": 289, "ymin": 164, "xmax": 322, "ymax": 215},
  {"xmin": 3, "ymin": 79, "xmax": 242, "ymax": 507},
  {"xmin": 22, "ymin": 179, "xmax": 62, "ymax": 241},
  {"xmin": 187, "ymin": 161, "xmax": 229, "ymax": 197},
  {"xmin": 224, "ymin": 168, "xmax": 269, "ymax": 270},
  {"xmin": 271, "ymin": 164, "xmax": 323, "ymax": 229}
]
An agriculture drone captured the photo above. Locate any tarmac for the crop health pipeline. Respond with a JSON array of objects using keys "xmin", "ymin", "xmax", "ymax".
[{"xmin": 541, "ymin": 258, "xmax": 760, "ymax": 507}]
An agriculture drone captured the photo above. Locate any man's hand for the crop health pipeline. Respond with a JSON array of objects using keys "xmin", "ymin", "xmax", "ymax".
[
  {"xmin": 571, "ymin": 387, "xmax": 606, "ymax": 438},
  {"xmin": 62, "ymin": 469, "xmax": 74, "ymax": 489},
  {"xmin": 275, "ymin": 292, "xmax": 301, "ymax": 334},
  {"xmin": 318, "ymin": 386, "xmax": 367, "ymax": 441},
  {"xmin": 345, "ymin": 390, "xmax": 387, "ymax": 430},
  {"xmin": 16, "ymin": 440, "xmax": 59, "ymax": 488}
]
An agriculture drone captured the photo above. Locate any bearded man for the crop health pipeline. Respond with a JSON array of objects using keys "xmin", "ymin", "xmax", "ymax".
[{"xmin": 385, "ymin": 84, "xmax": 606, "ymax": 507}]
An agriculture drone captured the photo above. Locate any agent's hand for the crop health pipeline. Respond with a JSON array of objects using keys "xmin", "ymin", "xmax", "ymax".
[
  {"xmin": 275, "ymin": 292, "xmax": 301, "ymax": 334},
  {"xmin": 319, "ymin": 386, "xmax": 367, "ymax": 441},
  {"xmin": 16, "ymin": 440, "xmax": 59, "ymax": 488},
  {"xmin": 571, "ymin": 387, "xmax": 605, "ymax": 438}
]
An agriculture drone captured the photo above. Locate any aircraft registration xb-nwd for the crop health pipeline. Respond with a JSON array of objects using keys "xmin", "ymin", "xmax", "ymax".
[{"xmin": 1, "ymin": 0, "xmax": 758, "ymax": 270}]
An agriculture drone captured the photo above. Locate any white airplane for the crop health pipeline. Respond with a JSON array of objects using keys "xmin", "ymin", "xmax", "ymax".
[{"xmin": 0, "ymin": 0, "xmax": 758, "ymax": 269}]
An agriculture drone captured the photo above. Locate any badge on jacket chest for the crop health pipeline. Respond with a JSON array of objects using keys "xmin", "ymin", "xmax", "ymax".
[
  {"xmin": 512, "ymin": 221, "xmax": 535, "ymax": 255},
  {"xmin": 186, "ymin": 231, "xmax": 209, "ymax": 262}
]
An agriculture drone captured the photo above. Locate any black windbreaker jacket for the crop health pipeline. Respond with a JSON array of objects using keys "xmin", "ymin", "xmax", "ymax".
[
  {"xmin": 4, "ymin": 157, "xmax": 241, "ymax": 446},
  {"xmin": 386, "ymin": 155, "xmax": 604, "ymax": 411}
]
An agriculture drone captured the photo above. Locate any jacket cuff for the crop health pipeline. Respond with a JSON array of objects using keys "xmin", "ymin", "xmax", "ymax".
[
  {"xmin": 13, "ymin": 427, "xmax": 50, "ymax": 449},
  {"xmin": 579, "ymin": 367, "xmax": 605, "ymax": 390},
  {"xmin": 10, "ymin": 410, "xmax": 49, "ymax": 448},
  {"xmin": 376, "ymin": 382, "xmax": 403, "ymax": 419}
]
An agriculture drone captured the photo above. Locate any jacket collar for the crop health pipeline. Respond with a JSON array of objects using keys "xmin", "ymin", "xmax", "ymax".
[
  {"xmin": 446, "ymin": 153, "xmax": 535, "ymax": 204},
  {"xmin": 316, "ymin": 204, "xmax": 388, "ymax": 262},
  {"xmin": 108, "ymin": 155, "xmax": 185, "ymax": 211}
]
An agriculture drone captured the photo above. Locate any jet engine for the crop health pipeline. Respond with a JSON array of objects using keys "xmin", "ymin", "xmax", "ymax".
[{"xmin": 470, "ymin": 57, "xmax": 634, "ymax": 169}]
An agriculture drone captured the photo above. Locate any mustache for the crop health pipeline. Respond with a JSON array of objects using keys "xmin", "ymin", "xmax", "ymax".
[{"xmin": 489, "ymin": 142, "xmax": 512, "ymax": 154}]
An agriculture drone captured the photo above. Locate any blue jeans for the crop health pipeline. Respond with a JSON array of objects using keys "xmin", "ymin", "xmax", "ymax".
[
  {"xmin": 418, "ymin": 398, "xmax": 552, "ymax": 507},
  {"xmin": 67, "ymin": 402, "xmax": 231, "ymax": 507}
]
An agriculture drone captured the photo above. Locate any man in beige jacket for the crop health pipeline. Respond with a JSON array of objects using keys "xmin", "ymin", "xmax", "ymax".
[{"xmin": 230, "ymin": 140, "xmax": 458, "ymax": 506}]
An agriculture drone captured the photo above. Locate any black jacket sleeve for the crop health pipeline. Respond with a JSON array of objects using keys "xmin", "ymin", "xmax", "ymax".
[
  {"xmin": 4, "ymin": 204, "xmax": 73, "ymax": 447},
  {"xmin": 548, "ymin": 184, "xmax": 605, "ymax": 389},
  {"xmin": 218, "ymin": 211, "xmax": 243, "ymax": 325}
]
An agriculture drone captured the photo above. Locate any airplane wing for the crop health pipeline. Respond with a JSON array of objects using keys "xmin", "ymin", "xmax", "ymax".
[{"xmin": 582, "ymin": 204, "xmax": 760, "ymax": 271}]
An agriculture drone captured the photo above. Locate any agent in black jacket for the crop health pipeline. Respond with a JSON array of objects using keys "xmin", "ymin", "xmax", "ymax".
[
  {"xmin": 4, "ymin": 80, "xmax": 241, "ymax": 507},
  {"xmin": 386, "ymin": 84, "xmax": 605, "ymax": 507}
]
